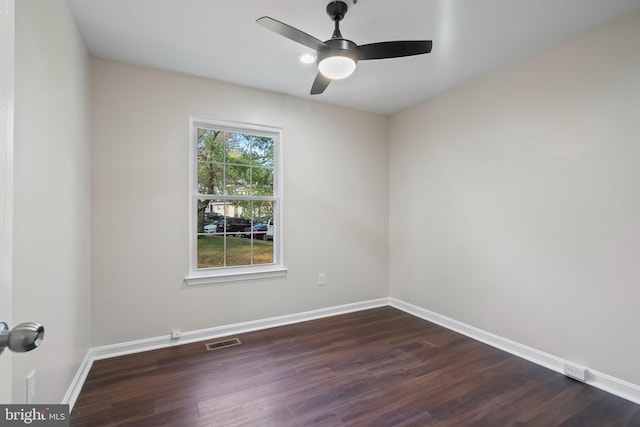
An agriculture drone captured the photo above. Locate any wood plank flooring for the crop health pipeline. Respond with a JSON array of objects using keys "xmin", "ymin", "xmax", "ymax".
[{"xmin": 70, "ymin": 307, "xmax": 640, "ymax": 426}]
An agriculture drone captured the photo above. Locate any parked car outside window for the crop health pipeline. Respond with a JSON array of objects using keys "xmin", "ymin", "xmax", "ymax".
[
  {"xmin": 242, "ymin": 223, "xmax": 269, "ymax": 239},
  {"xmin": 264, "ymin": 217, "xmax": 274, "ymax": 241},
  {"xmin": 216, "ymin": 217, "xmax": 252, "ymax": 234}
]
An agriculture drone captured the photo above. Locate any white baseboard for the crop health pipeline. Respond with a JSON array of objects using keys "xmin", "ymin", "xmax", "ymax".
[
  {"xmin": 389, "ymin": 297, "xmax": 640, "ymax": 405},
  {"xmin": 64, "ymin": 298, "xmax": 389, "ymax": 410},
  {"xmin": 65, "ymin": 297, "xmax": 640, "ymax": 411},
  {"xmin": 62, "ymin": 350, "xmax": 94, "ymax": 410}
]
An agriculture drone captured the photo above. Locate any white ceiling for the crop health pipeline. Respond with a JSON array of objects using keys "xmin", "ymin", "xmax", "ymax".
[{"xmin": 68, "ymin": 0, "xmax": 640, "ymax": 115}]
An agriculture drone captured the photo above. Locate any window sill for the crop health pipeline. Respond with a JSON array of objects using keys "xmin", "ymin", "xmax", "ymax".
[{"xmin": 184, "ymin": 266, "xmax": 288, "ymax": 286}]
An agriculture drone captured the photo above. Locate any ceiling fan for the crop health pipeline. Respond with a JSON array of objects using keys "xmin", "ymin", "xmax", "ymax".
[{"xmin": 257, "ymin": 1, "xmax": 433, "ymax": 95}]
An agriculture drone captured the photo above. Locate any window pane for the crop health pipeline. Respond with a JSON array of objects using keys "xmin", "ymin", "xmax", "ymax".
[
  {"xmin": 252, "ymin": 166, "xmax": 274, "ymax": 196},
  {"xmin": 197, "ymin": 128, "xmax": 225, "ymax": 163},
  {"xmin": 224, "ymin": 201, "xmax": 250, "ymax": 221},
  {"xmin": 244, "ymin": 201, "xmax": 272, "ymax": 241},
  {"xmin": 217, "ymin": 215, "xmax": 250, "ymax": 237},
  {"xmin": 197, "ymin": 235, "xmax": 224, "ymax": 268},
  {"xmin": 225, "ymin": 164, "xmax": 250, "ymax": 195},
  {"xmin": 251, "ymin": 136, "xmax": 274, "ymax": 168},
  {"xmin": 197, "ymin": 199, "xmax": 212, "ymax": 234},
  {"xmin": 226, "ymin": 237, "xmax": 252, "ymax": 267},
  {"xmin": 252, "ymin": 239, "xmax": 274, "ymax": 265},
  {"xmin": 198, "ymin": 162, "xmax": 223, "ymax": 195},
  {"xmin": 225, "ymin": 133, "xmax": 251, "ymax": 165},
  {"xmin": 251, "ymin": 201, "xmax": 273, "ymax": 224},
  {"xmin": 198, "ymin": 199, "xmax": 226, "ymax": 233}
]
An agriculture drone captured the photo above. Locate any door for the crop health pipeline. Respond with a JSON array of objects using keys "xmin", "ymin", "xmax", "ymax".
[{"xmin": 0, "ymin": 0, "xmax": 15, "ymax": 403}]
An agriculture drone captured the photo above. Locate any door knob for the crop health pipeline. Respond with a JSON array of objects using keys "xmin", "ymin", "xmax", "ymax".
[{"xmin": 0, "ymin": 322, "xmax": 45, "ymax": 355}]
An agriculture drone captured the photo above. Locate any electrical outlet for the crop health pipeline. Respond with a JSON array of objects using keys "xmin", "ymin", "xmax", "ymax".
[
  {"xmin": 318, "ymin": 273, "xmax": 326, "ymax": 286},
  {"xmin": 170, "ymin": 328, "xmax": 181, "ymax": 339},
  {"xmin": 563, "ymin": 362, "xmax": 587, "ymax": 382},
  {"xmin": 26, "ymin": 370, "xmax": 36, "ymax": 404}
]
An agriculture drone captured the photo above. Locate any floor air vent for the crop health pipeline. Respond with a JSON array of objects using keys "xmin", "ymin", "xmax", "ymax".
[{"xmin": 205, "ymin": 337, "xmax": 242, "ymax": 351}]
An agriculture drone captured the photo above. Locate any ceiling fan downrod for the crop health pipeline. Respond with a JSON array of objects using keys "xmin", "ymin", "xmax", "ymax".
[{"xmin": 327, "ymin": 1, "xmax": 349, "ymax": 39}]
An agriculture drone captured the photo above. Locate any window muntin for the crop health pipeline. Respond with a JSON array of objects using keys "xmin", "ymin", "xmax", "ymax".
[{"xmin": 188, "ymin": 119, "xmax": 283, "ymax": 284}]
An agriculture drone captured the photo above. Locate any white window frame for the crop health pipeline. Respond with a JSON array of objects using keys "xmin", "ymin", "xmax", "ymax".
[{"xmin": 185, "ymin": 117, "xmax": 286, "ymax": 286}]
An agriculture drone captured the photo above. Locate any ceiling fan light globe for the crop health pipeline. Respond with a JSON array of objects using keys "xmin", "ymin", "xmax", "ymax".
[{"xmin": 318, "ymin": 55, "xmax": 356, "ymax": 80}]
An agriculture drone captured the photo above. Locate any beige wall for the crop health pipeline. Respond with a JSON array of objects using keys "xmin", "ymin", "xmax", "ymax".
[
  {"xmin": 90, "ymin": 59, "xmax": 389, "ymax": 346},
  {"xmin": 389, "ymin": 10, "xmax": 640, "ymax": 385},
  {"xmin": 13, "ymin": 0, "xmax": 91, "ymax": 403}
]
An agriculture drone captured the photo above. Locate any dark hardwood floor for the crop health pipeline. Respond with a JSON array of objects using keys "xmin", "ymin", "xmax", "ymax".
[{"xmin": 70, "ymin": 307, "xmax": 640, "ymax": 426}]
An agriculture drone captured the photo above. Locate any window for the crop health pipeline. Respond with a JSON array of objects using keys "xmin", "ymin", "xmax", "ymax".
[{"xmin": 185, "ymin": 118, "xmax": 285, "ymax": 285}]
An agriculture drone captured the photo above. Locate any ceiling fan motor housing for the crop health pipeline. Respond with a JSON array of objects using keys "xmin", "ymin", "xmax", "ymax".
[{"xmin": 317, "ymin": 38, "xmax": 358, "ymax": 65}]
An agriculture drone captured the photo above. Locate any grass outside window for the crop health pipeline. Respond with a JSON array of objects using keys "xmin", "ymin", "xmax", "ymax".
[{"xmin": 197, "ymin": 235, "xmax": 274, "ymax": 268}]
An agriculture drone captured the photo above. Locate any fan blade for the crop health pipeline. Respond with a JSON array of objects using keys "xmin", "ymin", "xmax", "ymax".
[
  {"xmin": 310, "ymin": 72, "xmax": 331, "ymax": 95},
  {"xmin": 256, "ymin": 17, "xmax": 327, "ymax": 51},
  {"xmin": 357, "ymin": 40, "xmax": 432, "ymax": 60}
]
